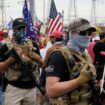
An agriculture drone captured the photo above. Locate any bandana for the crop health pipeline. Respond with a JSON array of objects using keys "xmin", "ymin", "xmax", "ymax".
[
  {"xmin": 67, "ymin": 34, "xmax": 91, "ymax": 53},
  {"xmin": 14, "ymin": 30, "xmax": 25, "ymax": 45}
]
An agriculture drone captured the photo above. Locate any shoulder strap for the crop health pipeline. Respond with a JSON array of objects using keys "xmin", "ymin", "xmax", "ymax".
[
  {"xmin": 43, "ymin": 43, "xmax": 65, "ymax": 68},
  {"xmin": 55, "ymin": 46, "xmax": 74, "ymax": 71},
  {"xmin": 71, "ymin": 52, "xmax": 86, "ymax": 63}
]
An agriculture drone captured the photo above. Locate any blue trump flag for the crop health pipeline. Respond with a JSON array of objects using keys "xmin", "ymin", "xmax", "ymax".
[{"xmin": 23, "ymin": 0, "xmax": 37, "ymax": 40}]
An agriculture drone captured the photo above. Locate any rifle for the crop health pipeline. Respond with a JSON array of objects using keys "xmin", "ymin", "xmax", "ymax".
[{"xmin": 0, "ymin": 44, "xmax": 45, "ymax": 95}]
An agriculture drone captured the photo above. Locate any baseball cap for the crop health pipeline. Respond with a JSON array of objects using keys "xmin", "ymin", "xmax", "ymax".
[
  {"xmin": 68, "ymin": 18, "xmax": 96, "ymax": 32},
  {"xmin": 48, "ymin": 31, "xmax": 63, "ymax": 38},
  {"xmin": 99, "ymin": 32, "xmax": 105, "ymax": 40}
]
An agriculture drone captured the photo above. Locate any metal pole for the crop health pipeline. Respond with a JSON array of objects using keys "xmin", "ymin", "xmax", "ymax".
[
  {"xmin": 46, "ymin": 0, "xmax": 51, "ymax": 23},
  {"xmin": 34, "ymin": 0, "xmax": 37, "ymax": 22},
  {"xmin": 43, "ymin": 0, "xmax": 46, "ymax": 25},
  {"xmin": 93, "ymin": 0, "xmax": 97, "ymax": 25},
  {"xmin": 1, "ymin": 0, "xmax": 4, "ymax": 28},
  {"xmin": 29, "ymin": 0, "xmax": 35, "ymax": 24},
  {"xmin": 67, "ymin": 0, "xmax": 72, "ymax": 23},
  {"xmin": 74, "ymin": 0, "xmax": 78, "ymax": 18}
]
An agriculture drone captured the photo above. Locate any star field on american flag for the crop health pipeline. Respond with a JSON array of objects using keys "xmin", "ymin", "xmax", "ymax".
[
  {"xmin": 49, "ymin": 0, "xmax": 57, "ymax": 19},
  {"xmin": 48, "ymin": 0, "xmax": 63, "ymax": 35}
]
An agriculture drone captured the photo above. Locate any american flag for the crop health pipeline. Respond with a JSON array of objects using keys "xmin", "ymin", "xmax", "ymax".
[
  {"xmin": 48, "ymin": 0, "xmax": 63, "ymax": 35},
  {"xmin": 23, "ymin": 0, "xmax": 37, "ymax": 40}
]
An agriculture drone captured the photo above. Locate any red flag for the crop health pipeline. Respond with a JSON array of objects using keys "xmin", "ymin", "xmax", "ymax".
[{"xmin": 48, "ymin": 0, "xmax": 63, "ymax": 35}]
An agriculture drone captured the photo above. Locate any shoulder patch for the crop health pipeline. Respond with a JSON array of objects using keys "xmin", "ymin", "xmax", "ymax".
[{"xmin": 45, "ymin": 65, "xmax": 55, "ymax": 72}]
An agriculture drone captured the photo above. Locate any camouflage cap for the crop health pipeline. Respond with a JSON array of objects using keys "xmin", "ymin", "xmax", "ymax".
[{"xmin": 68, "ymin": 18, "xmax": 96, "ymax": 32}]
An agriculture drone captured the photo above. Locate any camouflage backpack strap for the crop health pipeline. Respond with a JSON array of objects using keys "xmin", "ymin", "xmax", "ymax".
[
  {"xmin": 43, "ymin": 43, "xmax": 65, "ymax": 68},
  {"xmin": 71, "ymin": 52, "xmax": 86, "ymax": 63},
  {"xmin": 55, "ymin": 47, "xmax": 87, "ymax": 76},
  {"xmin": 72, "ymin": 51, "xmax": 96, "ymax": 79},
  {"xmin": 54, "ymin": 46, "xmax": 74, "ymax": 72},
  {"xmin": 25, "ymin": 39, "xmax": 37, "ymax": 51}
]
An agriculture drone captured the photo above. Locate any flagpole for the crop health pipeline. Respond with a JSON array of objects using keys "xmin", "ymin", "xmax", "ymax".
[
  {"xmin": 1, "ymin": 0, "xmax": 6, "ymax": 28},
  {"xmin": 43, "ymin": 0, "xmax": 46, "ymax": 25},
  {"xmin": 47, "ymin": 0, "xmax": 51, "ymax": 22},
  {"xmin": 29, "ymin": 0, "xmax": 35, "ymax": 24},
  {"xmin": 34, "ymin": 0, "xmax": 37, "ymax": 23}
]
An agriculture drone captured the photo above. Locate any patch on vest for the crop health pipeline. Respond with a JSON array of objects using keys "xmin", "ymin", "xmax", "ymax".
[{"xmin": 46, "ymin": 65, "xmax": 55, "ymax": 73}]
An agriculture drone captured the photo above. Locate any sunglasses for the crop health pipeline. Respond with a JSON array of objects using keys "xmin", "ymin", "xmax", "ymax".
[{"xmin": 79, "ymin": 30, "xmax": 92, "ymax": 36}]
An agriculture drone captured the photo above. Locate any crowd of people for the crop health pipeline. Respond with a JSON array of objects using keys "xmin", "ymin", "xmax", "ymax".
[{"xmin": 0, "ymin": 17, "xmax": 105, "ymax": 105}]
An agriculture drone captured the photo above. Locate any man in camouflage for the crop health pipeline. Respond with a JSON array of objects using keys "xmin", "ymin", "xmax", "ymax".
[
  {"xmin": 0, "ymin": 18, "xmax": 43, "ymax": 105},
  {"xmin": 44, "ymin": 18, "xmax": 96, "ymax": 105}
]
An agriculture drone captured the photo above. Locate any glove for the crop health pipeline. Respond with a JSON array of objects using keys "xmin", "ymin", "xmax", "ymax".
[{"xmin": 76, "ymin": 64, "xmax": 92, "ymax": 86}]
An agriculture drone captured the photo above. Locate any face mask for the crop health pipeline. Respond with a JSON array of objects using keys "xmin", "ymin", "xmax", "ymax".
[
  {"xmin": 67, "ymin": 34, "xmax": 91, "ymax": 53},
  {"xmin": 14, "ymin": 30, "xmax": 25, "ymax": 45},
  {"xmin": 79, "ymin": 29, "xmax": 92, "ymax": 36},
  {"xmin": 77, "ymin": 34, "xmax": 91, "ymax": 49}
]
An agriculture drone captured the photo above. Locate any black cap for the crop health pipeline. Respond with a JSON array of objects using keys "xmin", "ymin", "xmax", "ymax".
[{"xmin": 99, "ymin": 32, "xmax": 105, "ymax": 40}]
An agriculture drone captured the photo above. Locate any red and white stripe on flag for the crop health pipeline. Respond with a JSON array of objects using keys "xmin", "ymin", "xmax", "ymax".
[{"xmin": 48, "ymin": 13, "xmax": 63, "ymax": 35}]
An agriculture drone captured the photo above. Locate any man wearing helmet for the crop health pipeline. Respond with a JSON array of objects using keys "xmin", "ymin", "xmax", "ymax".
[
  {"xmin": 0, "ymin": 18, "xmax": 43, "ymax": 105},
  {"xmin": 44, "ymin": 18, "xmax": 96, "ymax": 105}
]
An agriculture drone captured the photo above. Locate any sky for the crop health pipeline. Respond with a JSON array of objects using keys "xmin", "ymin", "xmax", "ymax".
[{"xmin": 2, "ymin": 0, "xmax": 105, "ymax": 26}]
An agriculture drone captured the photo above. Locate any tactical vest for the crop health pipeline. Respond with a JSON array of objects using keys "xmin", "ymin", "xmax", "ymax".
[
  {"xmin": 44, "ymin": 43, "xmax": 96, "ymax": 105},
  {"xmin": 5, "ymin": 39, "xmax": 40, "ymax": 81}
]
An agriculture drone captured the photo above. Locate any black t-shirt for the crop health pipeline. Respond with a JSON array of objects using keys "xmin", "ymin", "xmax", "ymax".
[
  {"xmin": 9, "ymin": 80, "xmax": 36, "ymax": 89},
  {"xmin": 46, "ymin": 51, "xmax": 70, "ymax": 81},
  {"xmin": 93, "ymin": 42, "xmax": 105, "ymax": 63},
  {"xmin": 93, "ymin": 42, "xmax": 105, "ymax": 80}
]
